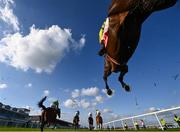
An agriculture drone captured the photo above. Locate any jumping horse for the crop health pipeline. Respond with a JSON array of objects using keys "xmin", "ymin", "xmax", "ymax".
[
  {"xmin": 103, "ymin": 0, "xmax": 177, "ymax": 95},
  {"xmin": 38, "ymin": 96, "xmax": 61, "ymax": 132}
]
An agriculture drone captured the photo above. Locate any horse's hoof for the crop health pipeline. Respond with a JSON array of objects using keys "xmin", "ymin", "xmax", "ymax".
[
  {"xmin": 107, "ymin": 89, "xmax": 113, "ymax": 95},
  {"xmin": 124, "ymin": 85, "xmax": 131, "ymax": 92}
]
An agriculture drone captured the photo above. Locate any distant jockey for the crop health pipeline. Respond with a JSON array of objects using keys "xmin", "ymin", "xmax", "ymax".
[
  {"xmin": 98, "ymin": 17, "xmax": 109, "ymax": 56},
  {"xmin": 88, "ymin": 112, "xmax": 94, "ymax": 131},
  {"xmin": 73, "ymin": 111, "xmax": 80, "ymax": 129}
]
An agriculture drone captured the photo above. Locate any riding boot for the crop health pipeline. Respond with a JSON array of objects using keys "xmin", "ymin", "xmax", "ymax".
[
  {"xmin": 57, "ymin": 108, "xmax": 61, "ymax": 118},
  {"xmin": 98, "ymin": 45, "xmax": 106, "ymax": 56}
]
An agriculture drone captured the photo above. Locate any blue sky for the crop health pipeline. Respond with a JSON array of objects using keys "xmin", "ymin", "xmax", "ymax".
[{"xmin": 0, "ymin": 0, "xmax": 179, "ymax": 126}]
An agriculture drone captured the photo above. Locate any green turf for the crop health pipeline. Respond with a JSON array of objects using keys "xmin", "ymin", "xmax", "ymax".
[{"xmin": 0, "ymin": 127, "xmax": 180, "ymax": 131}]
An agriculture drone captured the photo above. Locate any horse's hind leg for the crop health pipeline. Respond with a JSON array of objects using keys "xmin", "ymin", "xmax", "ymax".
[{"xmin": 118, "ymin": 65, "xmax": 130, "ymax": 92}]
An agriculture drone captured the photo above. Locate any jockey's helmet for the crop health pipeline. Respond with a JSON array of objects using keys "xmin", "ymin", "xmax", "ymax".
[
  {"xmin": 88, "ymin": 112, "xmax": 92, "ymax": 117},
  {"xmin": 75, "ymin": 110, "xmax": 80, "ymax": 116},
  {"xmin": 96, "ymin": 110, "xmax": 100, "ymax": 115}
]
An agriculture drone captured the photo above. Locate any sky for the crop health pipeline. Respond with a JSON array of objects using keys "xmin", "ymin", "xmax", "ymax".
[{"xmin": 0, "ymin": 0, "xmax": 180, "ymax": 126}]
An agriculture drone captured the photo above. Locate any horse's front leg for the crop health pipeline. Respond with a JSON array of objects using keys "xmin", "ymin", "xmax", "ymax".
[
  {"xmin": 103, "ymin": 59, "xmax": 113, "ymax": 95},
  {"xmin": 40, "ymin": 121, "xmax": 46, "ymax": 132},
  {"xmin": 118, "ymin": 64, "xmax": 130, "ymax": 92},
  {"xmin": 103, "ymin": 70, "xmax": 112, "ymax": 95}
]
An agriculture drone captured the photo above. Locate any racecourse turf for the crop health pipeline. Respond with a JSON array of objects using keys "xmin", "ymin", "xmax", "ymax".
[{"xmin": 0, "ymin": 127, "xmax": 180, "ymax": 132}]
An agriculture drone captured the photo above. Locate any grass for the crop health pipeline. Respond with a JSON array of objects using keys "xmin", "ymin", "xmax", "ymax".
[{"xmin": 0, "ymin": 127, "xmax": 180, "ymax": 131}]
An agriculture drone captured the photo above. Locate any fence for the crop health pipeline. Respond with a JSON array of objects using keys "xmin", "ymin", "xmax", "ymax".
[{"xmin": 104, "ymin": 106, "xmax": 180, "ymax": 131}]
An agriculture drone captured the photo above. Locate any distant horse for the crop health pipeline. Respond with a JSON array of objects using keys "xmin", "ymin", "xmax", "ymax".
[
  {"xmin": 96, "ymin": 112, "xmax": 103, "ymax": 129},
  {"xmin": 38, "ymin": 97, "xmax": 61, "ymax": 132},
  {"xmin": 103, "ymin": 0, "xmax": 177, "ymax": 95}
]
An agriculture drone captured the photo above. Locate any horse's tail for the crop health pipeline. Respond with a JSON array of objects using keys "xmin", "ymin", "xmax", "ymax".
[{"xmin": 38, "ymin": 96, "xmax": 47, "ymax": 110}]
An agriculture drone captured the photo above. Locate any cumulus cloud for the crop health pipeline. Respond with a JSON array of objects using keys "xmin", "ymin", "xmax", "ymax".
[
  {"xmin": 71, "ymin": 35, "xmax": 86, "ymax": 50},
  {"xmin": 64, "ymin": 87, "xmax": 112, "ymax": 109},
  {"xmin": 0, "ymin": 83, "xmax": 8, "ymax": 89},
  {"xmin": 64, "ymin": 98, "xmax": 91, "ymax": 109},
  {"xmin": 95, "ymin": 95, "xmax": 104, "ymax": 103},
  {"xmin": 72, "ymin": 89, "xmax": 80, "ymax": 98},
  {"xmin": 48, "ymin": 97, "xmax": 57, "ymax": 103},
  {"xmin": 0, "ymin": 25, "xmax": 85, "ymax": 73},
  {"xmin": 103, "ymin": 108, "xmax": 113, "ymax": 113},
  {"xmin": 0, "ymin": 0, "xmax": 20, "ymax": 32},
  {"xmin": 81, "ymin": 87, "xmax": 99, "ymax": 96},
  {"xmin": 0, "ymin": 0, "xmax": 86, "ymax": 74},
  {"xmin": 80, "ymin": 99, "xmax": 90, "ymax": 109},
  {"xmin": 43, "ymin": 90, "xmax": 50, "ymax": 96},
  {"xmin": 148, "ymin": 107, "xmax": 161, "ymax": 112},
  {"xmin": 64, "ymin": 99, "xmax": 78, "ymax": 109},
  {"xmin": 110, "ymin": 113, "xmax": 119, "ymax": 119}
]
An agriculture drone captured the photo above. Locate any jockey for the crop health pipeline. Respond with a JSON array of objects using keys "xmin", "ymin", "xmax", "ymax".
[
  {"xmin": 96, "ymin": 110, "xmax": 101, "ymax": 116},
  {"xmin": 98, "ymin": 17, "xmax": 109, "ymax": 56},
  {"xmin": 51, "ymin": 100, "xmax": 59, "ymax": 109},
  {"xmin": 73, "ymin": 111, "xmax": 80, "ymax": 129},
  {"xmin": 76, "ymin": 110, "xmax": 80, "ymax": 116},
  {"xmin": 51, "ymin": 100, "xmax": 61, "ymax": 118},
  {"xmin": 88, "ymin": 112, "xmax": 93, "ymax": 131},
  {"xmin": 88, "ymin": 112, "xmax": 92, "ymax": 117}
]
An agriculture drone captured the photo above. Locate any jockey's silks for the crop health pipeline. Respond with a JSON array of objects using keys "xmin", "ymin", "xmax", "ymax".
[{"xmin": 99, "ymin": 17, "xmax": 109, "ymax": 47}]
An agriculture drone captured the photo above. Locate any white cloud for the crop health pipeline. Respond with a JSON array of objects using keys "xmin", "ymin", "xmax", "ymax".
[
  {"xmin": 43, "ymin": 90, "xmax": 50, "ymax": 96},
  {"xmin": 81, "ymin": 87, "xmax": 99, "ymax": 96},
  {"xmin": 0, "ymin": 25, "xmax": 85, "ymax": 73},
  {"xmin": 0, "ymin": 0, "xmax": 86, "ymax": 74},
  {"xmin": 64, "ymin": 99, "xmax": 78, "ymax": 109},
  {"xmin": 103, "ymin": 108, "xmax": 113, "ymax": 113},
  {"xmin": 92, "ymin": 102, "xmax": 97, "ymax": 107},
  {"xmin": 29, "ymin": 109, "xmax": 41, "ymax": 115},
  {"xmin": 0, "ymin": 0, "xmax": 20, "ymax": 32},
  {"xmin": 143, "ymin": 107, "xmax": 161, "ymax": 113},
  {"xmin": 110, "ymin": 113, "xmax": 119, "ymax": 119},
  {"xmin": 25, "ymin": 105, "xmax": 32, "ymax": 110},
  {"xmin": 25, "ymin": 83, "xmax": 32, "ymax": 88},
  {"xmin": 47, "ymin": 97, "xmax": 57, "ymax": 103},
  {"xmin": 72, "ymin": 89, "xmax": 80, "ymax": 98},
  {"xmin": 64, "ymin": 98, "xmax": 91, "ymax": 109},
  {"xmin": 0, "ymin": 83, "xmax": 7, "ymax": 89},
  {"xmin": 95, "ymin": 95, "xmax": 104, "ymax": 103},
  {"xmin": 71, "ymin": 35, "xmax": 86, "ymax": 50},
  {"xmin": 80, "ymin": 99, "xmax": 90, "ymax": 109}
]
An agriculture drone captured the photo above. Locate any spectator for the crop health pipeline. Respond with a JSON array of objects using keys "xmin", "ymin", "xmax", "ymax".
[
  {"xmin": 134, "ymin": 121, "xmax": 139, "ymax": 130},
  {"xmin": 124, "ymin": 122, "xmax": 128, "ymax": 130},
  {"xmin": 140, "ymin": 119, "xmax": 146, "ymax": 129},
  {"xmin": 174, "ymin": 114, "xmax": 180, "ymax": 127},
  {"xmin": 160, "ymin": 118, "xmax": 167, "ymax": 130}
]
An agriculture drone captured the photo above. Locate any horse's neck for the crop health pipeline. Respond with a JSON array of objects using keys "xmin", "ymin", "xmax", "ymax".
[{"xmin": 107, "ymin": 10, "xmax": 148, "ymax": 64}]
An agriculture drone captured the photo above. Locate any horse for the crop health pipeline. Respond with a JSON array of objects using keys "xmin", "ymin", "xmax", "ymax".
[
  {"xmin": 96, "ymin": 112, "xmax": 103, "ymax": 129},
  {"xmin": 103, "ymin": 0, "xmax": 177, "ymax": 95},
  {"xmin": 38, "ymin": 96, "xmax": 61, "ymax": 132}
]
